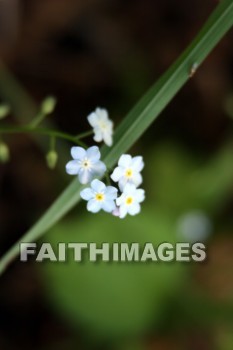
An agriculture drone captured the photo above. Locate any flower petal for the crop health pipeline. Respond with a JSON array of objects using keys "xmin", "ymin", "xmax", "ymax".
[
  {"xmin": 132, "ymin": 172, "xmax": 143, "ymax": 187},
  {"xmin": 80, "ymin": 188, "xmax": 94, "ymax": 201},
  {"xmin": 135, "ymin": 189, "xmax": 145, "ymax": 203},
  {"xmin": 105, "ymin": 186, "xmax": 118, "ymax": 199},
  {"xmin": 78, "ymin": 169, "xmax": 92, "ymax": 184},
  {"xmin": 118, "ymin": 154, "xmax": 132, "ymax": 167},
  {"xmin": 118, "ymin": 177, "xmax": 128, "ymax": 192},
  {"xmin": 128, "ymin": 202, "xmax": 140, "ymax": 216},
  {"xmin": 96, "ymin": 107, "xmax": 108, "ymax": 121},
  {"xmin": 66, "ymin": 160, "xmax": 80, "ymax": 175},
  {"xmin": 87, "ymin": 112, "xmax": 99, "ymax": 127},
  {"xmin": 111, "ymin": 167, "xmax": 124, "ymax": 182},
  {"xmin": 121, "ymin": 183, "xmax": 136, "ymax": 195},
  {"xmin": 91, "ymin": 179, "xmax": 106, "ymax": 192},
  {"xmin": 119, "ymin": 205, "xmax": 128, "ymax": 219},
  {"xmin": 86, "ymin": 146, "xmax": 100, "ymax": 162},
  {"xmin": 116, "ymin": 194, "xmax": 125, "ymax": 206},
  {"xmin": 132, "ymin": 156, "xmax": 144, "ymax": 172},
  {"xmin": 92, "ymin": 161, "xmax": 106, "ymax": 176},
  {"xmin": 87, "ymin": 199, "xmax": 102, "ymax": 213},
  {"xmin": 103, "ymin": 132, "xmax": 113, "ymax": 147},
  {"xmin": 71, "ymin": 146, "xmax": 86, "ymax": 160},
  {"xmin": 93, "ymin": 129, "xmax": 103, "ymax": 143},
  {"xmin": 102, "ymin": 200, "xmax": 116, "ymax": 213}
]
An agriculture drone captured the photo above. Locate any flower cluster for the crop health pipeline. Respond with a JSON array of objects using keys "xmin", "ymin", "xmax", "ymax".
[
  {"xmin": 65, "ymin": 107, "xmax": 145, "ymax": 219},
  {"xmin": 66, "ymin": 147, "xmax": 145, "ymax": 219},
  {"xmin": 110, "ymin": 154, "xmax": 145, "ymax": 218}
]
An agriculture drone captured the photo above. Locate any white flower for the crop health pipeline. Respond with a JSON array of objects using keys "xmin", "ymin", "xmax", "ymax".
[
  {"xmin": 80, "ymin": 179, "xmax": 117, "ymax": 213},
  {"xmin": 87, "ymin": 107, "xmax": 113, "ymax": 147},
  {"xmin": 111, "ymin": 154, "xmax": 144, "ymax": 191},
  {"xmin": 116, "ymin": 183, "xmax": 145, "ymax": 219},
  {"xmin": 66, "ymin": 146, "xmax": 106, "ymax": 184}
]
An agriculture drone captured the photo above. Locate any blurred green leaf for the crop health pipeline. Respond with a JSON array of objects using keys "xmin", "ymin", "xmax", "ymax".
[
  {"xmin": 218, "ymin": 329, "xmax": 233, "ymax": 350},
  {"xmin": 180, "ymin": 294, "xmax": 233, "ymax": 326},
  {"xmin": 146, "ymin": 142, "xmax": 233, "ymax": 216},
  {"xmin": 42, "ymin": 209, "xmax": 186, "ymax": 339}
]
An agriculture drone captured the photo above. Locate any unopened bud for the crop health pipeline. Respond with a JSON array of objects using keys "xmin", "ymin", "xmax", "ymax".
[
  {"xmin": 46, "ymin": 150, "xmax": 58, "ymax": 169},
  {"xmin": 0, "ymin": 104, "xmax": 10, "ymax": 120},
  {"xmin": 41, "ymin": 96, "xmax": 56, "ymax": 115},
  {"xmin": 0, "ymin": 142, "xmax": 10, "ymax": 163},
  {"xmin": 112, "ymin": 207, "xmax": 120, "ymax": 217}
]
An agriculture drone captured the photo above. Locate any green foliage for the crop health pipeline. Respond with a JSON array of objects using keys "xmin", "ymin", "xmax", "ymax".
[
  {"xmin": 146, "ymin": 142, "xmax": 233, "ymax": 216},
  {"xmin": 42, "ymin": 209, "xmax": 186, "ymax": 339},
  {"xmin": 218, "ymin": 330, "xmax": 233, "ymax": 350}
]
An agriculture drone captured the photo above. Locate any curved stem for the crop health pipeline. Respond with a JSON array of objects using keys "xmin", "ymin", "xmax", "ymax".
[
  {"xmin": 0, "ymin": 125, "xmax": 87, "ymax": 147},
  {"xmin": 75, "ymin": 130, "xmax": 93, "ymax": 139},
  {"xmin": 29, "ymin": 111, "xmax": 47, "ymax": 129}
]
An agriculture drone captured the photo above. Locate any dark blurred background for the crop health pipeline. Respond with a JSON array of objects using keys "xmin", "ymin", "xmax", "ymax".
[{"xmin": 0, "ymin": 0, "xmax": 233, "ymax": 349}]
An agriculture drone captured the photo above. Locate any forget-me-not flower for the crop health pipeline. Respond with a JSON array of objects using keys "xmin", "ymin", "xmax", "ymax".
[
  {"xmin": 111, "ymin": 154, "xmax": 144, "ymax": 191},
  {"xmin": 87, "ymin": 107, "xmax": 113, "ymax": 147},
  {"xmin": 66, "ymin": 146, "xmax": 106, "ymax": 184},
  {"xmin": 80, "ymin": 179, "xmax": 117, "ymax": 213},
  {"xmin": 116, "ymin": 183, "xmax": 145, "ymax": 219}
]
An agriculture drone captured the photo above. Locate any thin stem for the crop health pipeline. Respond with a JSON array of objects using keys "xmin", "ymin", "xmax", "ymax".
[
  {"xmin": 50, "ymin": 135, "xmax": 56, "ymax": 151},
  {"xmin": 75, "ymin": 130, "xmax": 93, "ymax": 139},
  {"xmin": 0, "ymin": 125, "xmax": 86, "ymax": 147},
  {"xmin": 29, "ymin": 111, "xmax": 47, "ymax": 128},
  {"xmin": 105, "ymin": 171, "xmax": 111, "ymax": 186}
]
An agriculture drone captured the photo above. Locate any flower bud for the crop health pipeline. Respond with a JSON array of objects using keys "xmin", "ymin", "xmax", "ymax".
[
  {"xmin": 0, "ymin": 104, "xmax": 10, "ymax": 120},
  {"xmin": 112, "ymin": 207, "xmax": 120, "ymax": 217},
  {"xmin": 0, "ymin": 142, "xmax": 10, "ymax": 163},
  {"xmin": 46, "ymin": 150, "xmax": 58, "ymax": 169},
  {"xmin": 41, "ymin": 96, "xmax": 56, "ymax": 115}
]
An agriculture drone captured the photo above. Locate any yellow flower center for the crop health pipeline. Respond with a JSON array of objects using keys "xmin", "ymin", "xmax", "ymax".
[
  {"xmin": 99, "ymin": 121, "xmax": 107, "ymax": 130},
  {"xmin": 126, "ymin": 196, "xmax": 133, "ymax": 205},
  {"xmin": 82, "ymin": 159, "xmax": 90, "ymax": 169},
  {"xmin": 95, "ymin": 193, "xmax": 104, "ymax": 201},
  {"xmin": 125, "ymin": 168, "xmax": 133, "ymax": 178}
]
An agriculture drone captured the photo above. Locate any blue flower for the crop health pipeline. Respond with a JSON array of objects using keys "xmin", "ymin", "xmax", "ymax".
[
  {"xmin": 80, "ymin": 179, "xmax": 118, "ymax": 213},
  {"xmin": 66, "ymin": 146, "xmax": 106, "ymax": 184}
]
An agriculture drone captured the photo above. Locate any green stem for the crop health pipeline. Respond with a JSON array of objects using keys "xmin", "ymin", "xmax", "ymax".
[
  {"xmin": 50, "ymin": 135, "xmax": 56, "ymax": 151},
  {"xmin": 105, "ymin": 172, "xmax": 111, "ymax": 186},
  {"xmin": 0, "ymin": 0, "xmax": 233, "ymax": 276},
  {"xmin": 75, "ymin": 130, "xmax": 93, "ymax": 139},
  {"xmin": 29, "ymin": 111, "xmax": 47, "ymax": 128},
  {"xmin": 0, "ymin": 125, "xmax": 86, "ymax": 147}
]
